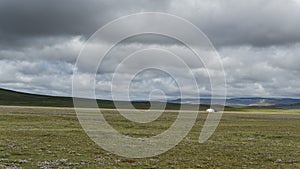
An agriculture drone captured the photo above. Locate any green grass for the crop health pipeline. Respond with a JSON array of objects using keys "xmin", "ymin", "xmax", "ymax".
[{"xmin": 0, "ymin": 106, "xmax": 299, "ymax": 168}]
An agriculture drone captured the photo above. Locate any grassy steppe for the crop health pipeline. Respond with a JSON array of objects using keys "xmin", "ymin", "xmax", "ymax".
[{"xmin": 0, "ymin": 106, "xmax": 299, "ymax": 168}]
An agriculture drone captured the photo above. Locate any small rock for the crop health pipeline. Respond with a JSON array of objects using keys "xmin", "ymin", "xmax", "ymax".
[
  {"xmin": 168, "ymin": 161, "xmax": 177, "ymax": 165},
  {"xmin": 247, "ymin": 137, "xmax": 255, "ymax": 141},
  {"xmin": 18, "ymin": 159, "xmax": 28, "ymax": 163},
  {"xmin": 60, "ymin": 159, "xmax": 68, "ymax": 163}
]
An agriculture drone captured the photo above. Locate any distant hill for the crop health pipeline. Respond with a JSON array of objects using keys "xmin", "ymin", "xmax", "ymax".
[
  {"xmin": 0, "ymin": 88, "xmax": 74, "ymax": 107},
  {"xmin": 169, "ymin": 97, "xmax": 300, "ymax": 109},
  {"xmin": 226, "ymin": 97, "xmax": 300, "ymax": 107},
  {"xmin": 0, "ymin": 88, "xmax": 209, "ymax": 110},
  {"xmin": 2, "ymin": 88, "xmax": 299, "ymax": 110}
]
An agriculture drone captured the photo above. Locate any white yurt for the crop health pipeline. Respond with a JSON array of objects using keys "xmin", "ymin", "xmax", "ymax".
[{"xmin": 206, "ymin": 108, "xmax": 216, "ymax": 113}]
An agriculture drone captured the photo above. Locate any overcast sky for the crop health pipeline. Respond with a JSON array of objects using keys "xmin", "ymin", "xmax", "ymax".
[{"xmin": 1, "ymin": 0, "xmax": 300, "ymax": 100}]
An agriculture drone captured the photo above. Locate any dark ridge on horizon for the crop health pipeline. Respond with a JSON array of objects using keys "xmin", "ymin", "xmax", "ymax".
[
  {"xmin": 2, "ymin": 87, "xmax": 299, "ymax": 103},
  {"xmin": 1, "ymin": 87, "xmax": 299, "ymax": 110},
  {"xmin": 0, "ymin": 87, "xmax": 209, "ymax": 110}
]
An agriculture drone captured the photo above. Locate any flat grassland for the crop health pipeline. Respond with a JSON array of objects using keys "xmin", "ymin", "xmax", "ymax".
[{"xmin": 0, "ymin": 106, "xmax": 299, "ymax": 168}]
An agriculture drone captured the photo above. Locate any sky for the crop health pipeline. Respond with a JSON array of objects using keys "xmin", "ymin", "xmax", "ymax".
[{"xmin": 0, "ymin": 0, "xmax": 300, "ymax": 100}]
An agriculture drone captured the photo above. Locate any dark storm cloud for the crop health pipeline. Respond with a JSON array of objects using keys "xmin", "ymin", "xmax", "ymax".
[
  {"xmin": 0, "ymin": 0, "xmax": 170, "ymax": 49},
  {"xmin": 1, "ymin": 0, "xmax": 300, "ymax": 49},
  {"xmin": 168, "ymin": 0, "xmax": 300, "ymax": 47}
]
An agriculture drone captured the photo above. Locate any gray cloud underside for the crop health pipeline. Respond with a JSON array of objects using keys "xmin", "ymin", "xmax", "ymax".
[
  {"xmin": 1, "ymin": 0, "xmax": 300, "ymax": 48},
  {"xmin": 0, "ymin": 0, "xmax": 300, "ymax": 99}
]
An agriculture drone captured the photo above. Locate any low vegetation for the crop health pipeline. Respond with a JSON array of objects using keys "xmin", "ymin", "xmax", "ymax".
[{"xmin": 0, "ymin": 106, "xmax": 299, "ymax": 168}]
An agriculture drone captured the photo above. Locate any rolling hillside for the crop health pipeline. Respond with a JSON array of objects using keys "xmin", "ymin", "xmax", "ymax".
[
  {"xmin": 0, "ymin": 88, "xmax": 203, "ymax": 110},
  {"xmin": 0, "ymin": 88, "xmax": 74, "ymax": 107},
  {"xmin": 2, "ymin": 88, "xmax": 299, "ymax": 110}
]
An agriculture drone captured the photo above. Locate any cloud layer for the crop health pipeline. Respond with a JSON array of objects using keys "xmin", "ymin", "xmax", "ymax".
[{"xmin": 1, "ymin": 0, "xmax": 300, "ymax": 99}]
